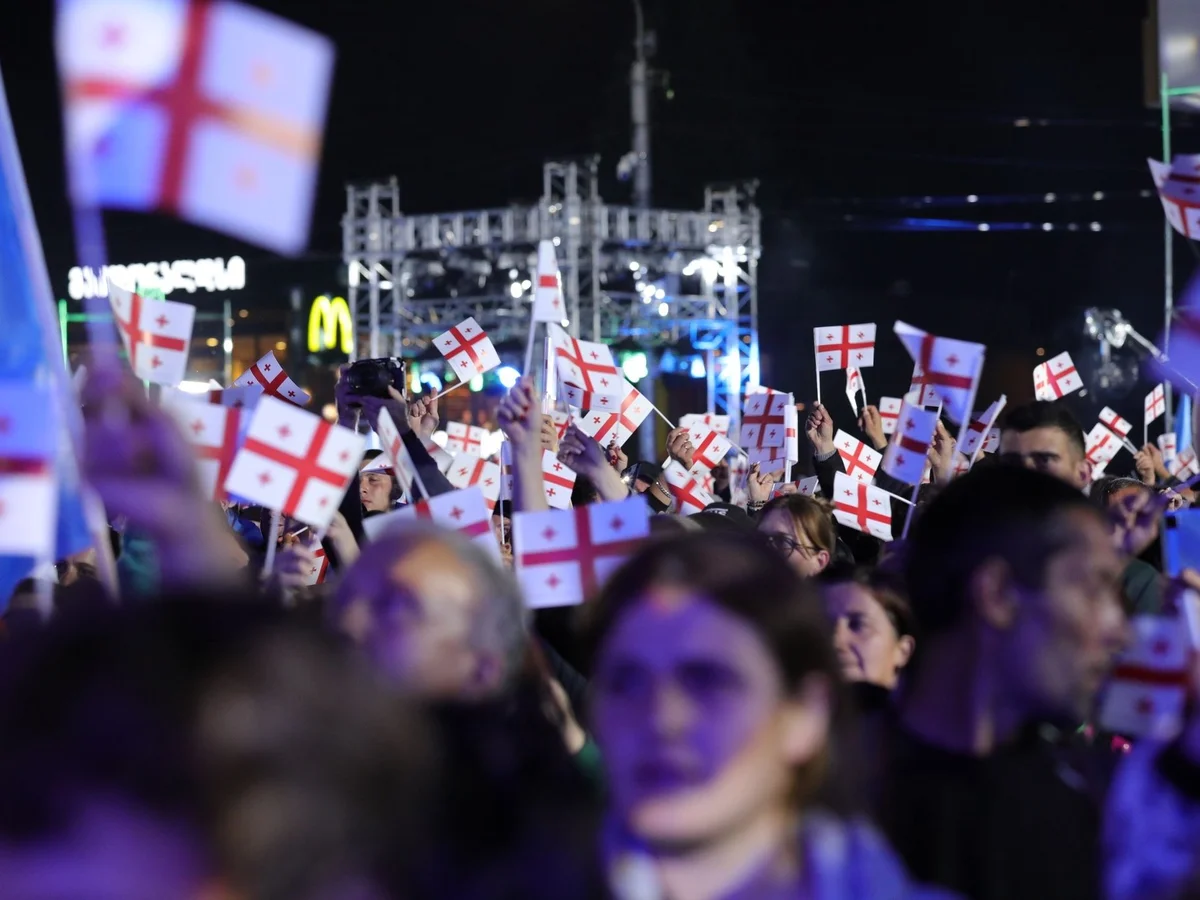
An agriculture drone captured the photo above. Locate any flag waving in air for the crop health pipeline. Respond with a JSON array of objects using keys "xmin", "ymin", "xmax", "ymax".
[
  {"xmin": 1033, "ymin": 352, "xmax": 1084, "ymax": 401},
  {"xmin": 1149, "ymin": 155, "xmax": 1200, "ymax": 240},
  {"xmin": 814, "ymin": 324, "xmax": 876, "ymax": 371},
  {"xmin": 532, "ymin": 240, "xmax": 566, "ymax": 323},
  {"xmin": 881, "ymin": 399, "xmax": 938, "ymax": 486},
  {"xmin": 434, "ymin": 317, "xmax": 501, "ymax": 380},
  {"xmin": 235, "ymin": 350, "xmax": 310, "ymax": 405},
  {"xmin": 894, "ymin": 321, "xmax": 985, "ymax": 425},
  {"xmin": 56, "ymin": 0, "xmax": 336, "ymax": 255},
  {"xmin": 107, "ymin": 282, "xmax": 194, "ymax": 384}
]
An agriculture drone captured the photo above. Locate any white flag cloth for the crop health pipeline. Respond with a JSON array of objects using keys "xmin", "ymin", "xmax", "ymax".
[
  {"xmin": 375, "ymin": 409, "xmax": 423, "ymax": 496},
  {"xmin": 554, "ymin": 331, "xmax": 622, "ymax": 410},
  {"xmin": 532, "ymin": 240, "xmax": 566, "ymax": 323},
  {"xmin": 108, "ymin": 283, "xmax": 194, "ymax": 385},
  {"xmin": 162, "ymin": 393, "xmax": 242, "ymax": 501},
  {"xmin": 796, "ymin": 475, "xmax": 820, "ymax": 496},
  {"xmin": 881, "ymin": 400, "xmax": 938, "ymax": 485},
  {"xmin": 433, "ymin": 317, "xmax": 500, "ymax": 380},
  {"xmin": 960, "ymin": 396, "xmax": 1008, "ymax": 457},
  {"xmin": 1033, "ymin": 351, "xmax": 1084, "ymax": 402},
  {"xmin": 685, "ymin": 424, "xmax": 733, "ymax": 471},
  {"xmin": 1149, "ymin": 155, "xmax": 1200, "ymax": 239},
  {"xmin": 446, "ymin": 451, "xmax": 502, "ymax": 511},
  {"xmin": 1172, "ymin": 447, "xmax": 1199, "ymax": 479},
  {"xmin": 446, "ymin": 422, "xmax": 487, "ymax": 456},
  {"xmin": 746, "ymin": 404, "xmax": 798, "ymax": 466},
  {"xmin": 1099, "ymin": 407, "xmax": 1133, "ymax": 441},
  {"xmin": 542, "ymin": 449, "xmax": 577, "ymax": 509},
  {"xmin": 908, "ymin": 363, "xmax": 940, "ymax": 408},
  {"xmin": 304, "ymin": 547, "xmax": 329, "ymax": 586},
  {"xmin": 0, "ymin": 384, "xmax": 55, "ymax": 557},
  {"xmin": 1146, "ymin": 384, "xmax": 1167, "ymax": 427},
  {"xmin": 500, "ymin": 442, "xmax": 514, "ymax": 497},
  {"xmin": 845, "ymin": 365, "xmax": 864, "ymax": 415},
  {"xmin": 951, "ymin": 454, "xmax": 972, "ymax": 478},
  {"xmin": 740, "ymin": 389, "xmax": 791, "ymax": 448},
  {"xmin": 224, "ymin": 396, "xmax": 366, "ymax": 529},
  {"xmin": 513, "ymin": 495, "xmax": 650, "ymax": 608},
  {"xmin": 681, "ymin": 413, "xmax": 730, "ymax": 436},
  {"xmin": 234, "ymin": 351, "xmax": 310, "ymax": 405},
  {"xmin": 878, "ymin": 397, "xmax": 901, "ymax": 435},
  {"xmin": 662, "ymin": 460, "xmax": 715, "ymax": 515},
  {"xmin": 1159, "ymin": 432, "xmax": 1178, "ymax": 465},
  {"xmin": 894, "ymin": 321, "xmax": 985, "ymax": 425},
  {"xmin": 814, "ymin": 323, "xmax": 876, "ymax": 371},
  {"xmin": 363, "ymin": 488, "xmax": 498, "ymax": 558},
  {"xmin": 1085, "ymin": 424, "xmax": 1122, "ymax": 471},
  {"xmin": 831, "ymin": 472, "xmax": 893, "ymax": 541},
  {"xmin": 834, "ymin": 430, "xmax": 881, "ymax": 485},
  {"xmin": 550, "ymin": 408, "xmax": 573, "ymax": 440},
  {"xmin": 1098, "ymin": 614, "xmax": 1191, "ymax": 739},
  {"xmin": 575, "ymin": 380, "xmax": 652, "ymax": 447}
]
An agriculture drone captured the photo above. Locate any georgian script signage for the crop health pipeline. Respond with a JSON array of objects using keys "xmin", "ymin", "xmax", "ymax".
[{"xmin": 68, "ymin": 257, "xmax": 247, "ymax": 300}]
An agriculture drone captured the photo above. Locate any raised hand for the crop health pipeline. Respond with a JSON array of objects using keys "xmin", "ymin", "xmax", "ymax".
[
  {"xmin": 665, "ymin": 427, "xmax": 695, "ymax": 470},
  {"xmin": 928, "ymin": 419, "xmax": 956, "ymax": 485},
  {"xmin": 607, "ymin": 439, "xmax": 629, "ymax": 472},
  {"xmin": 540, "ymin": 414, "xmax": 560, "ymax": 454},
  {"xmin": 496, "ymin": 377, "xmax": 541, "ymax": 455},
  {"xmin": 747, "ymin": 463, "xmax": 779, "ymax": 504},
  {"xmin": 406, "ymin": 393, "xmax": 439, "ymax": 440},
  {"xmin": 805, "ymin": 402, "xmax": 835, "ymax": 457},
  {"xmin": 559, "ymin": 425, "xmax": 629, "ymax": 502},
  {"xmin": 859, "ymin": 405, "xmax": 887, "ymax": 451}
]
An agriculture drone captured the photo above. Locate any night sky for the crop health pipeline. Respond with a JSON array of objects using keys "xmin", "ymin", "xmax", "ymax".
[{"xmin": 0, "ymin": 0, "xmax": 1191, "ymax": 425}]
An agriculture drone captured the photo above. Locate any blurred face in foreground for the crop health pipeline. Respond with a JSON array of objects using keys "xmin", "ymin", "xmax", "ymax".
[
  {"xmin": 998, "ymin": 427, "xmax": 1089, "ymax": 489},
  {"xmin": 825, "ymin": 582, "xmax": 913, "ymax": 688},
  {"xmin": 1105, "ymin": 484, "xmax": 1159, "ymax": 558},
  {"xmin": 592, "ymin": 588, "xmax": 829, "ymax": 850},
  {"xmin": 986, "ymin": 508, "xmax": 1129, "ymax": 724},
  {"xmin": 338, "ymin": 540, "xmax": 499, "ymax": 699}
]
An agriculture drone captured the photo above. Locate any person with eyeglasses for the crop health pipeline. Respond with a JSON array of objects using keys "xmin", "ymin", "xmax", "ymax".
[{"xmin": 756, "ymin": 494, "xmax": 837, "ymax": 578}]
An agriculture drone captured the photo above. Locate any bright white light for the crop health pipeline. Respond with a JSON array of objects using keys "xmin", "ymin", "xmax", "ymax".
[
  {"xmin": 977, "ymin": 223, "xmax": 990, "ymax": 232},
  {"xmin": 509, "ymin": 268, "xmax": 519, "ymax": 279},
  {"xmin": 469, "ymin": 374, "xmax": 484, "ymax": 392},
  {"xmin": 657, "ymin": 302, "xmax": 669, "ymax": 316},
  {"xmin": 521, "ymin": 279, "xmax": 531, "ymax": 290},
  {"xmin": 1042, "ymin": 223, "xmax": 1053, "ymax": 231},
  {"xmin": 1044, "ymin": 193, "xmax": 1056, "ymax": 202},
  {"xmin": 1165, "ymin": 34, "xmax": 1198, "ymax": 62},
  {"xmin": 1090, "ymin": 222, "xmax": 1102, "ymax": 231},
  {"xmin": 497, "ymin": 366, "xmax": 520, "ymax": 389},
  {"xmin": 177, "ymin": 380, "xmax": 215, "ymax": 394},
  {"xmin": 629, "ymin": 261, "xmax": 640, "ymax": 271},
  {"xmin": 689, "ymin": 357, "xmax": 706, "ymax": 378},
  {"xmin": 1093, "ymin": 191, "xmax": 1104, "ymax": 200},
  {"xmin": 635, "ymin": 281, "xmax": 646, "ymax": 292},
  {"xmin": 420, "ymin": 372, "xmax": 443, "ymax": 394},
  {"xmin": 430, "ymin": 430, "xmax": 449, "ymax": 449},
  {"xmin": 223, "ymin": 337, "xmax": 233, "ymax": 352},
  {"xmin": 622, "ymin": 354, "xmax": 649, "ymax": 382},
  {"xmin": 379, "ymin": 281, "xmax": 393, "ymax": 290},
  {"xmin": 509, "ymin": 282, "xmax": 523, "ymax": 299},
  {"xmin": 967, "ymin": 194, "xmax": 979, "ymax": 203},
  {"xmin": 654, "ymin": 287, "xmax": 666, "ymax": 300},
  {"xmin": 552, "ymin": 237, "xmax": 561, "ymax": 246}
]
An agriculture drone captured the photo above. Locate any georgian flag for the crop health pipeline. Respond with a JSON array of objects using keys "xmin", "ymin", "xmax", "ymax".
[
  {"xmin": 108, "ymin": 283, "xmax": 194, "ymax": 385},
  {"xmin": 542, "ymin": 449, "xmax": 577, "ymax": 509},
  {"xmin": 662, "ymin": 460, "xmax": 714, "ymax": 516},
  {"xmin": 1146, "ymin": 383, "xmax": 1167, "ymax": 427},
  {"xmin": 960, "ymin": 396, "xmax": 1007, "ymax": 457},
  {"xmin": 845, "ymin": 365, "xmax": 864, "ymax": 415},
  {"xmin": 1099, "ymin": 614, "xmax": 1191, "ymax": 739},
  {"xmin": 685, "ymin": 424, "xmax": 732, "ymax": 471},
  {"xmin": 834, "ymin": 430, "xmax": 881, "ymax": 485},
  {"xmin": 304, "ymin": 546, "xmax": 329, "ymax": 585},
  {"xmin": 1085, "ymin": 423, "xmax": 1122, "ymax": 471},
  {"xmin": 1148, "ymin": 155, "xmax": 1200, "ymax": 240},
  {"xmin": 434, "ymin": 317, "xmax": 501, "ymax": 380},
  {"xmin": 446, "ymin": 451, "xmax": 502, "ymax": 511},
  {"xmin": 814, "ymin": 323, "xmax": 876, "ymax": 371},
  {"xmin": 235, "ymin": 350, "xmax": 310, "ymax": 405},
  {"xmin": 513, "ymin": 495, "xmax": 650, "ymax": 608},
  {"xmin": 1033, "ymin": 352, "xmax": 1083, "ymax": 402},
  {"xmin": 162, "ymin": 392, "xmax": 242, "ymax": 501},
  {"xmin": 532, "ymin": 240, "xmax": 566, "ymax": 323},
  {"xmin": 446, "ymin": 422, "xmax": 487, "ymax": 456},
  {"xmin": 575, "ymin": 380, "xmax": 652, "ymax": 447},
  {"xmin": 0, "ymin": 384, "xmax": 56, "ymax": 558},
  {"xmin": 894, "ymin": 321, "xmax": 985, "ymax": 425},
  {"xmin": 224, "ymin": 396, "xmax": 366, "ymax": 529},
  {"xmin": 740, "ymin": 389, "xmax": 791, "ymax": 449},
  {"xmin": 881, "ymin": 400, "xmax": 937, "ymax": 486},
  {"xmin": 362, "ymin": 487, "xmax": 498, "ymax": 559},
  {"xmin": 831, "ymin": 472, "xmax": 893, "ymax": 541},
  {"xmin": 681, "ymin": 413, "xmax": 730, "ymax": 436},
  {"xmin": 1099, "ymin": 407, "xmax": 1133, "ymax": 441},
  {"xmin": 552, "ymin": 325, "xmax": 623, "ymax": 410},
  {"xmin": 878, "ymin": 397, "xmax": 902, "ymax": 435},
  {"xmin": 1159, "ymin": 432, "xmax": 1178, "ymax": 466}
]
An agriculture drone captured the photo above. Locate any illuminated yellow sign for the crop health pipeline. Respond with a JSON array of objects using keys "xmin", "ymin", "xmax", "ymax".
[{"xmin": 308, "ymin": 295, "xmax": 352, "ymax": 354}]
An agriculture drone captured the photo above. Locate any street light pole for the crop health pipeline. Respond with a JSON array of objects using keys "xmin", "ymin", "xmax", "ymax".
[{"xmin": 631, "ymin": 0, "xmax": 651, "ymax": 209}]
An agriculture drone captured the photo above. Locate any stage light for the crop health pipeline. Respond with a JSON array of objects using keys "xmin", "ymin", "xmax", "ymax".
[
  {"xmin": 690, "ymin": 356, "xmax": 706, "ymax": 378},
  {"xmin": 497, "ymin": 366, "xmax": 520, "ymax": 388},
  {"xmin": 469, "ymin": 374, "xmax": 484, "ymax": 392},
  {"xmin": 509, "ymin": 282, "xmax": 523, "ymax": 299},
  {"xmin": 621, "ymin": 351, "xmax": 649, "ymax": 382}
]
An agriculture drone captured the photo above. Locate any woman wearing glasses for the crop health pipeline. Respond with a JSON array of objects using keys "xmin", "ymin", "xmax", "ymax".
[{"xmin": 756, "ymin": 494, "xmax": 837, "ymax": 578}]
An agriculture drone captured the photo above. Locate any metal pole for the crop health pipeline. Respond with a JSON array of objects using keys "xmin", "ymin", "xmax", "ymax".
[
  {"xmin": 223, "ymin": 298, "xmax": 233, "ymax": 384},
  {"xmin": 631, "ymin": 0, "xmax": 651, "ymax": 209},
  {"xmin": 1162, "ymin": 71, "xmax": 1175, "ymax": 434}
]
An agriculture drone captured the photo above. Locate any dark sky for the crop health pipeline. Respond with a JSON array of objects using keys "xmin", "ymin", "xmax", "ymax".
[{"xmin": 0, "ymin": 0, "xmax": 1190, "ymax": 417}]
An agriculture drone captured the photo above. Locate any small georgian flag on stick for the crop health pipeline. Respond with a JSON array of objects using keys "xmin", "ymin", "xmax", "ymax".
[
  {"xmin": 834, "ymin": 430, "xmax": 881, "ymax": 485},
  {"xmin": 831, "ymin": 472, "xmax": 893, "ymax": 542},
  {"xmin": 235, "ymin": 351, "xmax": 310, "ymax": 405},
  {"xmin": 881, "ymin": 399, "xmax": 938, "ymax": 486},
  {"xmin": 108, "ymin": 283, "xmax": 195, "ymax": 385},
  {"xmin": 878, "ymin": 397, "xmax": 901, "ymax": 435},
  {"xmin": 434, "ymin": 317, "xmax": 501, "ymax": 382},
  {"xmin": 1033, "ymin": 352, "xmax": 1084, "ymax": 401},
  {"xmin": 542, "ymin": 449, "xmax": 577, "ymax": 509}
]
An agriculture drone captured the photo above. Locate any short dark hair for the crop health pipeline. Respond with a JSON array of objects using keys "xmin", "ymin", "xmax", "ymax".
[
  {"xmin": 903, "ymin": 466, "xmax": 1100, "ymax": 634},
  {"xmin": 1091, "ymin": 476, "xmax": 1149, "ymax": 509},
  {"xmin": 1000, "ymin": 401, "xmax": 1086, "ymax": 459}
]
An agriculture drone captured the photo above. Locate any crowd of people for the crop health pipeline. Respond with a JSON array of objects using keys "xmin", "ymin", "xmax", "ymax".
[{"xmin": 4, "ymin": 361, "xmax": 1200, "ymax": 900}]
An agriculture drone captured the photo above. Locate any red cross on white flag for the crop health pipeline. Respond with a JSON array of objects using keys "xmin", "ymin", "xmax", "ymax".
[
  {"xmin": 894, "ymin": 321, "xmax": 985, "ymax": 425},
  {"xmin": 680, "ymin": 413, "xmax": 730, "ymax": 436},
  {"xmin": 662, "ymin": 460, "xmax": 715, "ymax": 515},
  {"xmin": 0, "ymin": 385, "xmax": 56, "ymax": 558},
  {"xmin": 235, "ymin": 351, "xmax": 311, "ymax": 405},
  {"xmin": 845, "ymin": 365, "xmax": 865, "ymax": 415},
  {"xmin": 532, "ymin": 240, "xmax": 566, "ymax": 323},
  {"xmin": 224, "ymin": 396, "xmax": 366, "ymax": 529},
  {"xmin": 446, "ymin": 422, "xmax": 487, "ymax": 456},
  {"xmin": 446, "ymin": 451, "xmax": 502, "ymax": 511},
  {"xmin": 796, "ymin": 475, "xmax": 821, "ymax": 496},
  {"xmin": 1098, "ymin": 614, "xmax": 1191, "ymax": 739},
  {"xmin": 575, "ymin": 380, "xmax": 651, "ymax": 447},
  {"xmin": 1033, "ymin": 351, "xmax": 1084, "ymax": 402},
  {"xmin": 304, "ymin": 547, "xmax": 329, "ymax": 586},
  {"xmin": 434, "ymin": 317, "xmax": 501, "ymax": 380},
  {"xmin": 686, "ymin": 424, "xmax": 733, "ymax": 471},
  {"xmin": 881, "ymin": 400, "xmax": 938, "ymax": 486},
  {"xmin": 513, "ymin": 495, "xmax": 650, "ymax": 608},
  {"xmin": 550, "ymin": 408, "xmax": 573, "ymax": 440},
  {"xmin": 554, "ymin": 332, "xmax": 623, "ymax": 410},
  {"xmin": 834, "ymin": 429, "xmax": 881, "ymax": 484},
  {"xmin": 1158, "ymin": 432, "xmax": 1178, "ymax": 465},
  {"xmin": 362, "ymin": 487, "xmax": 499, "ymax": 558},
  {"xmin": 878, "ymin": 397, "xmax": 902, "ymax": 435},
  {"xmin": 831, "ymin": 472, "xmax": 893, "ymax": 541},
  {"xmin": 1085, "ymin": 423, "xmax": 1122, "ymax": 469},
  {"xmin": 959, "ymin": 396, "xmax": 1008, "ymax": 458},
  {"xmin": 374, "ymin": 408, "xmax": 421, "ymax": 496},
  {"xmin": 1099, "ymin": 406, "xmax": 1133, "ymax": 441},
  {"xmin": 1146, "ymin": 383, "xmax": 1166, "ymax": 426},
  {"xmin": 108, "ymin": 283, "xmax": 195, "ymax": 385},
  {"xmin": 162, "ymin": 393, "xmax": 242, "ymax": 502},
  {"xmin": 1148, "ymin": 155, "xmax": 1200, "ymax": 239},
  {"xmin": 740, "ymin": 388, "xmax": 791, "ymax": 449},
  {"xmin": 814, "ymin": 323, "xmax": 876, "ymax": 372},
  {"xmin": 1171, "ymin": 446, "xmax": 1199, "ymax": 479},
  {"xmin": 746, "ymin": 403, "xmax": 799, "ymax": 466},
  {"xmin": 542, "ymin": 449, "xmax": 577, "ymax": 509}
]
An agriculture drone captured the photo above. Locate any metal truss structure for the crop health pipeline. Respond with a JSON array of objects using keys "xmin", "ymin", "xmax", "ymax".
[{"xmin": 342, "ymin": 160, "xmax": 761, "ymax": 432}]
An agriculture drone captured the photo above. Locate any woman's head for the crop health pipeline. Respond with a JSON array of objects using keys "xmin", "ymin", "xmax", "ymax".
[
  {"xmin": 819, "ymin": 564, "xmax": 915, "ymax": 689},
  {"xmin": 756, "ymin": 494, "xmax": 837, "ymax": 577},
  {"xmin": 582, "ymin": 533, "xmax": 839, "ymax": 851}
]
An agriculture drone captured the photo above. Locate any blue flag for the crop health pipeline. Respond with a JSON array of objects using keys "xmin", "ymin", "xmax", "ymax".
[
  {"xmin": 0, "ymin": 65, "xmax": 93, "ymax": 608},
  {"xmin": 1176, "ymin": 393, "xmax": 1193, "ymax": 454}
]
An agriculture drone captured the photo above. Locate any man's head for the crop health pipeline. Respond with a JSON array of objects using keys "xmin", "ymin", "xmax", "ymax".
[
  {"xmin": 359, "ymin": 450, "xmax": 399, "ymax": 513},
  {"xmin": 333, "ymin": 523, "xmax": 529, "ymax": 700},
  {"xmin": 998, "ymin": 401, "xmax": 1089, "ymax": 488},
  {"xmin": 905, "ymin": 466, "xmax": 1129, "ymax": 726}
]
